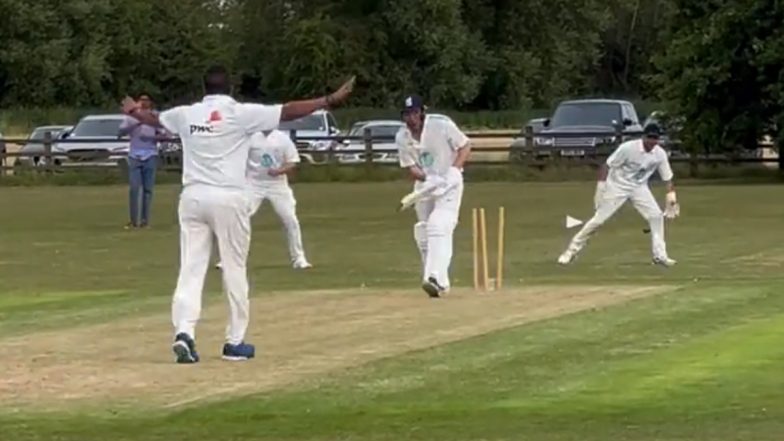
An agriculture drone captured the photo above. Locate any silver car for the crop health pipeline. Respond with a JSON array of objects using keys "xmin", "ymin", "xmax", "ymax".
[
  {"xmin": 278, "ymin": 110, "xmax": 340, "ymax": 164},
  {"xmin": 16, "ymin": 125, "xmax": 72, "ymax": 167},
  {"xmin": 338, "ymin": 120, "xmax": 403, "ymax": 164},
  {"xmin": 53, "ymin": 114, "xmax": 130, "ymax": 167}
]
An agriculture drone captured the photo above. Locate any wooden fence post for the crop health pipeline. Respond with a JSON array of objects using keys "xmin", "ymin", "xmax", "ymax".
[
  {"xmin": 523, "ymin": 125, "xmax": 534, "ymax": 166},
  {"xmin": 43, "ymin": 131, "xmax": 53, "ymax": 174},
  {"xmin": 363, "ymin": 127, "xmax": 373, "ymax": 172},
  {"xmin": 0, "ymin": 133, "xmax": 6, "ymax": 177}
]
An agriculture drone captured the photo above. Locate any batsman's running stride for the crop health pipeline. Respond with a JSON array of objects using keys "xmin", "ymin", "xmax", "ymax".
[
  {"xmin": 246, "ymin": 129, "xmax": 312, "ymax": 269},
  {"xmin": 558, "ymin": 123, "xmax": 680, "ymax": 266},
  {"xmin": 397, "ymin": 95, "xmax": 471, "ymax": 298}
]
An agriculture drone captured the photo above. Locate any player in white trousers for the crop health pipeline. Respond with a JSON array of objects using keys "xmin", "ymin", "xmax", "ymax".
[
  {"xmin": 121, "ymin": 66, "xmax": 354, "ymax": 363},
  {"xmin": 217, "ymin": 130, "xmax": 311, "ymax": 269},
  {"xmin": 396, "ymin": 95, "xmax": 471, "ymax": 298},
  {"xmin": 558, "ymin": 123, "xmax": 681, "ymax": 266}
]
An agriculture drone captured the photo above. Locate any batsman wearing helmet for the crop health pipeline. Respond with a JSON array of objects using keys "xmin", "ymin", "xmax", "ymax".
[
  {"xmin": 558, "ymin": 123, "xmax": 680, "ymax": 267},
  {"xmin": 396, "ymin": 95, "xmax": 471, "ymax": 297}
]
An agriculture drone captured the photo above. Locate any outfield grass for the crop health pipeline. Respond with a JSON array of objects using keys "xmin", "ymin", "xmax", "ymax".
[{"xmin": 0, "ymin": 181, "xmax": 783, "ymax": 440}]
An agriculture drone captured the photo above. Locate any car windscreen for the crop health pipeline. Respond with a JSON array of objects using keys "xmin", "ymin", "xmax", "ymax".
[
  {"xmin": 551, "ymin": 103, "xmax": 622, "ymax": 127},
  {"xmin": 29, "ymin": 127, "xmax": 64, "ymax": 140},
  {"xmin": 279, "ymin": 114, "xmax": 324, "ymax": 131},
  {"xmin": 71, "ymin": 119, "xmax": 123, "ymax": 137}
]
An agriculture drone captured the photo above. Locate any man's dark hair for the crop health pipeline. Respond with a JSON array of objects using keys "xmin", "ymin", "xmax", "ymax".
[
  {"xmin": 203, "ymin": 65, "xmax": 231, "ymax": 95},
  {"xmin": 136, "ymin": 92, "xmax": 153, "ymax": 101}
]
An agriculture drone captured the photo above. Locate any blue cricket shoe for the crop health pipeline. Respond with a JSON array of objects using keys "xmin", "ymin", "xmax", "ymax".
[{"xmin": 222, "ymin": 342, "xmax": 256, "ymax": 361}]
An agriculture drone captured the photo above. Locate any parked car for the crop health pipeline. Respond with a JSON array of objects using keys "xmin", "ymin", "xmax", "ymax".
[
  {"xmin": 508, "ymin": 117, "xmax": 548, "ymax": 162},
  {"xmin": 512, "ymin": 99, "xmax": 643, "ymax": 159},
  {"xmin": 278, "ymin": 110, "xmax": 340, "ymax": 164},
  {"xmin": 15, "ymin": 125, "xmax": 72, "ymax": 167},
  {"xmin": 525, "ymin": 117, "xmax": 548, "ymax": 135},
  {"xmin": 52, "ymin": 114, "xmax": 130, "ymax": 167},
  {"xmin": 339, "ymin": 120, "xmax": 403, "ymax": 164}
]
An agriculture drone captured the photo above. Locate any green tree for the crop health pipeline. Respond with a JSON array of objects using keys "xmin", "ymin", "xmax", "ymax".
[
  {"xmin": 650, "ymin": 0, "xmax": 784, "ymax": 159},
  {"xmin": 595, "ymin": 0, "xmax": 676, "ymax": 96},
  {"xmin": 463, "ymin": 0, "xmax": 609, "ymax": 110}
]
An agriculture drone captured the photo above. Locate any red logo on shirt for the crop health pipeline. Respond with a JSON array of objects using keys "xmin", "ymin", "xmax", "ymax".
[{"xmin": 207, "ymin": 111, "xmax": 222, "ymax": 123}]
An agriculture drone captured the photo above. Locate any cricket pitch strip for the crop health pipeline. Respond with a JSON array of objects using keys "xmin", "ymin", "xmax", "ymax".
[{"xmin": 0, "ymin": 285, "xmax": 673, "ymax": 414}]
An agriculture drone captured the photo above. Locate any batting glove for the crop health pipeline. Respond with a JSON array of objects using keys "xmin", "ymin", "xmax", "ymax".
[
  {"xmin": 444, "ymin": 166, "xmax": 463, "ymax": 188},
  {"xmin": 425, "ymin": 174, "xmax": 446, "ymax": 188}
]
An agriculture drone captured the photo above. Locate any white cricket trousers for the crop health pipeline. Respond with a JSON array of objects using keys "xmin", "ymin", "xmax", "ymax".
[
  {"xmin": 172, "ymin": 185, "xmax": 252, "ymax": 345},
  {"xmin": 567, "ymin": 183, "xmax": 668, "ymax": 259},
  {"xmin": 249, "ymin": 184, "xmax": 306, "ymax": 263},
  {"xmin": 413, "ymin": 183, "xmax": 464, "ymax": 289}
]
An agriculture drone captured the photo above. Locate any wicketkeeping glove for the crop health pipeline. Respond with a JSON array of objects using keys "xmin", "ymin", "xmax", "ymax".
[{"xmin": 664, "ymin": 190, "xmax": 680, "ymax": 219}]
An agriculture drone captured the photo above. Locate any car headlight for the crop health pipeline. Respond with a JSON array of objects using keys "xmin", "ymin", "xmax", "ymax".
[
  {"xmin": 311, "ymin": 140, "xmax": 333, "ymax": 150},
  {"xmin": 535, "ymin": 137, "xmax": 554, "ymax": 146}
]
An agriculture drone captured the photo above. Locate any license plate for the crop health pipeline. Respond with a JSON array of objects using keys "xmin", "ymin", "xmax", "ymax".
[{"xmin": 560, "ymin": 149, "xmax": 585, "ymax": 156}]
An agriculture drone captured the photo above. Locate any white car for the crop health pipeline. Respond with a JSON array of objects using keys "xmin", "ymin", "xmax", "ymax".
[
  {"xmin": 278, "ymin": 110, "xmax": 340, "ymax": 164},
  {"xmin": 339, "ymin": 120, "xmax": 403, "ymax": 164},
  {"xmin": 53, "ymin": 114, "xmax": 130, "ymax": 167},
  {"xmin": 15, "ymin": 125, "xmax": 72, "ymax": 167}
]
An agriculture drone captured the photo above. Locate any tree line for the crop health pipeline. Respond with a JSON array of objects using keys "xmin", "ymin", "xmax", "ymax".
[{"xmin": 0, "ymin": 0, "xmax": 781, "ymax": 151}]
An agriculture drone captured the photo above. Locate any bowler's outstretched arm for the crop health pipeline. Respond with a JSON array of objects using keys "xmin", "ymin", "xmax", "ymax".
[{"xmin": 120, "ymin": 76, "xmax": 356, "ymax": 128}]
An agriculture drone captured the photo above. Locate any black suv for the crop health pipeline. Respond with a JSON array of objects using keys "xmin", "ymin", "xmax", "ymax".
[{"xmin": 509, "ymin": 99, "xmax": 643, "ymax": 160}]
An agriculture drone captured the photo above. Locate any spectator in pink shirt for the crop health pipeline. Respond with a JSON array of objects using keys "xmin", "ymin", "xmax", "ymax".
[{"xmin": 119, "ymin": 93, "xmax": 166, "ymax": 228}]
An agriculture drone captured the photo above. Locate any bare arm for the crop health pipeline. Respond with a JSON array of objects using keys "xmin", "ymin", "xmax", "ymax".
[
  {"xmin": 280, "ymin": 98, "xmax": 329, "ymax": 122},
  {"xmin": 118, "ymin": 118, "xmax": 140, "ymax": 135},
  {"xmin": 408, "ymin": 166, "xmax": 426, "ymax": 181},
  {"xmin": 452, "ymin": 142, "xmax": 471, "ymax": 169},
  {"xmin": 124, "ymin": 109, "xmax": 162, "ymax": 129},
  {"xmin": 268, "ymin": 162, "xmax": 298, "ymax": 177},
  {"xmin": 664, "ymin": 180, "xmax": 675, "ymax": 193},
  {"xmin": 280, "ymin": 76, "xmax": 355, "ymax": 122},
  {"xmin": 597, "ymin": 164, "xmax": 609, "ymax": 182}
]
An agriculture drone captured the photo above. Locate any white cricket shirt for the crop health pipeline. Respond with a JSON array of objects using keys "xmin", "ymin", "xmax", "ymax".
[
  {"xmin": 396, "ymin": 116, "xmax": 469, "ymax": 176},
  {"xmin": 159, "ymin": 95, "xmax": 282, "ymax": 190},
  {"xmin": 606, "ymin": 139, "xmax": 674, "ymax": 192},
  {"xmin": 246, "ymin": 130, "xmax": 300, "ymax": 188}
]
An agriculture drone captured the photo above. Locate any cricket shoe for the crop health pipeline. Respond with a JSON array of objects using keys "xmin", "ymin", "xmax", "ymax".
[
  {"xmin": 421, "ymin": 277, "xmax": 447, "ymax": 298},
  {"xmin": 557, "ymin": 249, "xmax": 576, "ymax": 265},
  {"xmin": 222, "ymin": 342, "xmax": 256, "ymax": 361},
  {"xmin": 292, "ymin": 258, "xmax": 313, "ymax": 270},
  {"xmin": 652, "ymin": 257, "xmax": 677, "ymax": 267},
  {"xmin": 172, "ymin": 333, "xmax": 200, "ymax": 364}
]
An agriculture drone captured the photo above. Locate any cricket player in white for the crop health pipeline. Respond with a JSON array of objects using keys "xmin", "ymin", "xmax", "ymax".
[
  {"xmin": 121, "ymin": 66, "xmax": 354, "ymax": 363},
  {"xmin": 396, "ymin": 95, "xmax": 471, "ymax": 297},
  {"xmin": 215, "ymin": 130, "xmax": 311, "ymax": 270},
  {"xmin": 246, "ymin": 130, "xmax": 311, "ymax": 269},
  {"xmin": 558, "ymin": 123, "xmax": 680, "ymax": 266}
]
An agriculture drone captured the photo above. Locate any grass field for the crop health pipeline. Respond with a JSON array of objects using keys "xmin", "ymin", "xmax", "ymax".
[{"xmin": 1, "ymin": 181, "xmax": 783, "ymax": 440}]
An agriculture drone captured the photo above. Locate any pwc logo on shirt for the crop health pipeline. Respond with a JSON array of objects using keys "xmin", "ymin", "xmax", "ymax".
[{"xmin": 189, "ymin": 111, "xmax": 223, "ymax": 135}]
